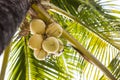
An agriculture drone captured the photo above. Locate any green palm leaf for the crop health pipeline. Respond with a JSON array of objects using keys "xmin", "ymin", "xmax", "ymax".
[
  {"xmin": 1, "ymin": 0, "xmax": 120, "ymax": 80},
  {"xmin": 6, "ymin": 36, "xmax": 74, "ymax": 80},
  {"xmin": 44, "ymin": 0, "xmax": 120, "ymax": 79},
  {"xmin": 48, "ymin": 13, "xmax": 119, "ymax": 79},
  {"xmin": 100, "ymin": 53, "xmax": 120, "ymax": 80},
  {"xmin": 50, "ymin": 0, "xmax": 120, "ymax": 50}
]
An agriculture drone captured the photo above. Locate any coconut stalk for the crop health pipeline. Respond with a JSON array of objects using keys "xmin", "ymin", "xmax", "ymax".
[{"xmin": 31, "ymin": 3, "xmax": 116, "ymax": 80}]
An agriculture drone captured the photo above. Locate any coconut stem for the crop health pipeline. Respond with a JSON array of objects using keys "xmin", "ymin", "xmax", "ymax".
[{"xmin": 31, "ymin": 3, "xmax": 116, "ymax": 80}]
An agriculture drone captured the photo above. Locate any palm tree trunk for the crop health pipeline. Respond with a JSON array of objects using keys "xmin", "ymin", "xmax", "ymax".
[{"xmin": 0, "ymin": 0, "xmax": 30, "ymax": 54}]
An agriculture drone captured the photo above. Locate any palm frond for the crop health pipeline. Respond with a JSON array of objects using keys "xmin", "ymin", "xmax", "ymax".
[
  {"xmin": 50, "ymin": 0, "xmax": 120, "ymax": 50},
  {"xmin": 3, "ymin": 0, "xmax": 120, "ymax": 80},
  {"xmin": 100, "ymin": 53, "xmax": 120, "ymax": 80},
  {"xmin": 48, "ymin": 12, "xmax": 119, "ymax": 79},
  {"xmin": 6, "ymin": 35, "xmax": 78, "ymax": 80},
  {"xmin": 6, "ymin": 38, "xmax": 26, "ymax": 80},
  {"xmin": 46, "ymin": 0, "xmax": 120, "ymax": 79},
  {"xmin": 108, "ymin": 53, "xmax": 120, "ymax": 80}
]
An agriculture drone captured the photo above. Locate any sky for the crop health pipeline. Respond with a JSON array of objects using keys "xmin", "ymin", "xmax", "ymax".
[{"xmin": 0, "ymin": 53, "xmax": 4, "ymax": 73}]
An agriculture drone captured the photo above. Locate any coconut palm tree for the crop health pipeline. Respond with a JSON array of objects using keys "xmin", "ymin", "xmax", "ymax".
[{"xmin": 0, "ymin": 0, "xmax": 120, "ymax": 80}]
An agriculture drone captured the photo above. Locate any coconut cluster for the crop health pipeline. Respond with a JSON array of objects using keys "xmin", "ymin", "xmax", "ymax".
[{"xmin": 28, "ymin": 19, "xmax": 64, "ymax": 60}]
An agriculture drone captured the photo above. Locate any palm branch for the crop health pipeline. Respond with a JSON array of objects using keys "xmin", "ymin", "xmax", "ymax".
[{"xmin": 0, "ymin": 0, "xmax": 120, "ymax": 80}]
